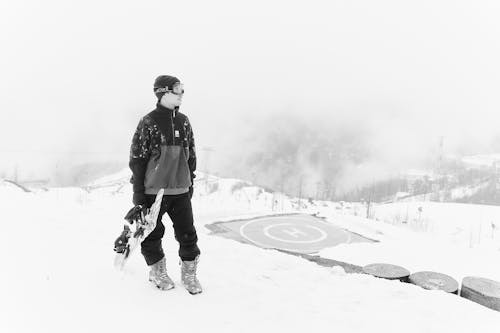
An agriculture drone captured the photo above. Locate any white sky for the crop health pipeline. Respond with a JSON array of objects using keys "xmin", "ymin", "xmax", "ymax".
[{"xmin": 1, "ymin": 0, "xmax": 500, "ymax": 180}]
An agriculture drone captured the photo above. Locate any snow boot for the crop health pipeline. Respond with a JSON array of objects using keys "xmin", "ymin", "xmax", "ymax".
[
  {"xmin": 181, "ymin": 255, "xmax": 202, "ymax": 295},
  {"xmin": 149, "ymin": 257, "xmax": 175, "ymax": 290}
]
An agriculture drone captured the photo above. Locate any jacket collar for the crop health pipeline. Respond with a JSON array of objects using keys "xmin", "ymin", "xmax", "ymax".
[{"xmin": 155, "ymin": 102, "xmax": 178, "ymax": 117}]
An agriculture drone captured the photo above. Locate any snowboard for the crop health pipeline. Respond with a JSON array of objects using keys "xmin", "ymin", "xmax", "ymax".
[{"xmin": 114, "ymin": 189, "xmax": 165, "ymax": 270}]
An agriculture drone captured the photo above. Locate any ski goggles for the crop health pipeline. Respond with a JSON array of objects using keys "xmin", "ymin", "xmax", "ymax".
[{"xmin": 154, "ymin": 83, "xmax": 185, "ymax": 95}]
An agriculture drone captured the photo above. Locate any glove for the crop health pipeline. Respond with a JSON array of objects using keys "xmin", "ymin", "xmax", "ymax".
[
  {"xmin": 133, "ymin": 192, "xmax": 147, "ymax": 206},
  {"xmin": 124, "ymin": 205, "xmax": 149, "ymax": 224}
]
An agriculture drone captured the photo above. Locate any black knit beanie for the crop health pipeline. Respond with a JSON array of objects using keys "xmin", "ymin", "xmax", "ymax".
[{"xmin": 154, "ymin": 75, "xmax": 180, "ymax": 100}]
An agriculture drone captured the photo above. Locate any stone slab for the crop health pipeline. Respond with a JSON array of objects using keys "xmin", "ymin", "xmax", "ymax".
[
  {"xmin": 409, "ymin": 271, "xmax": 459, "ymax": 294},
  {"xmin": 363, "ymin": 263, "xmax": 410, "ymax": 282},
  {"xmin": 461, "ymin": 276, "xmax": 500, "ymax": 312}
]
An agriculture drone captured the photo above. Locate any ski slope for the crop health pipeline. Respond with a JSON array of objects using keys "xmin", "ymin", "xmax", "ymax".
[{"xmin": 1, "ymin": 172, "xmax": 499, "ymax": 332}]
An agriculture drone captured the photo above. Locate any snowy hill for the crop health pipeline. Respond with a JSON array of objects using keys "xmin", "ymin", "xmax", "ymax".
[
  {"xmin": 462, "ymin": 154, "xmax": 500, "ymax": 169},
  {"xmin": 85, "ymin": 169, "xmax": 300, "ymax": 218},
  {"xmin": 1, "ymin": 172, "xmax": 500, "ymax": 332},
  {"xmin": 339, "ymin": 153, "xmax": 500, "ymax": 205}
]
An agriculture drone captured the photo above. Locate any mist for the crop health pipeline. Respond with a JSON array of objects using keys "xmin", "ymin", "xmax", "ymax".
[{"xmin": 2, "ymin": 0, "xmax": 500, "ymax": 193}]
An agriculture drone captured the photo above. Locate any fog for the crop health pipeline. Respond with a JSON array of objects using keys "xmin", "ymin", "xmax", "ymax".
[{"xmin": 2, "ymin": 0, "xmax": 500, "ymax": 194}]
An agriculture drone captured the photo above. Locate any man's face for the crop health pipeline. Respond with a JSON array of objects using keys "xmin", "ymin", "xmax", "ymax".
[
  {"xmin": 159, "ymin": 82, "xmax": 184, "ymax": 108},
  {"xmin": 160, "ymin": 91, "xmax": 183, "ymax": 107}
]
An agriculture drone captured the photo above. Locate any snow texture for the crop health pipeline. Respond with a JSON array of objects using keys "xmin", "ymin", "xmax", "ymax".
[{"xmin": 1, "ymin": 172, "xmax": 500, "ymax": 332}]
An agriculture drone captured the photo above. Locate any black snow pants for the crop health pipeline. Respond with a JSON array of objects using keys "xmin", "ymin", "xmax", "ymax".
[{"xmin": 141, "ymin": 192, "xmax": 200, "ymax": 266}]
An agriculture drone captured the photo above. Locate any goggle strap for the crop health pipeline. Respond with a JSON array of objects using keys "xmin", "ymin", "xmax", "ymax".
[{"xmin": 155, "ymin": 83, "xmax": 184, "ymax": 94}]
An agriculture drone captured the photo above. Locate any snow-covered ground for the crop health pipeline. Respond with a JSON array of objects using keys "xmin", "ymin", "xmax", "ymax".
[
  {"xmin": 319, "ymin": 202, "xmax": 500, "ymax": 284},
  {"xmin": 1, "ymin": 171, "xmax": 500, "ymax": 332}
]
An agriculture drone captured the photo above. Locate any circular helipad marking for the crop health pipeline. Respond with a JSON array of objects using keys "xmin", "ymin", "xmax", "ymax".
[
  {"xmin": 238, "ymin": 216, "xmax": 350, "ymax": 254},
  {"xmin": 263, "ymin": 223, "xmax": 328, "ymax": 244}
]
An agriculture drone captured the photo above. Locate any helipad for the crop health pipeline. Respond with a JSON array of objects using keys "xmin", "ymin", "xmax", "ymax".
[{"xmin": 206, "ymin": 214, "xmax": 375, "ymax": 254}]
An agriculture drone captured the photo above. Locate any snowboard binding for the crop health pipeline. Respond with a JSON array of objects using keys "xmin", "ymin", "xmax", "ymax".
[{"xmin": 113, "ymin": 224, "xmax": 132, "ymax": 254}]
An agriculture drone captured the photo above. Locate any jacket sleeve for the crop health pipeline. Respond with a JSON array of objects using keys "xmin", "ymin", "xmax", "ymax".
[
  {"xmin": 129, "ymin": 117, "xmax": 151, "ymax": 193},
  {"xmin": 186, "ymin": 117, "xmax": 197, "ymax": 181}
]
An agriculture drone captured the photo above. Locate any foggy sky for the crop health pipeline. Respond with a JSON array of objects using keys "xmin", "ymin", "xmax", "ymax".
[{"xmin": 1, "ymin": 0, "xmax": 500, "ymax": 185}]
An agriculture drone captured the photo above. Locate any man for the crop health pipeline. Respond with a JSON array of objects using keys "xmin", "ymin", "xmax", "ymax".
[{"xmin": 128, "ymin": 75, "xmax": 202, "ymax": 294}]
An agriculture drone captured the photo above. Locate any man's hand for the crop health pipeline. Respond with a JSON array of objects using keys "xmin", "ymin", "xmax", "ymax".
[
  {"xmin": 133, "ymin": 192, "xmax": 147, "ymax": 206},
  {"xmin": 189, "ymin": 173, "xmax": 195, "ymax": 199},
  {"xmin": 124, "ymin": 205, "xmax": 149, "ymax": 224}
]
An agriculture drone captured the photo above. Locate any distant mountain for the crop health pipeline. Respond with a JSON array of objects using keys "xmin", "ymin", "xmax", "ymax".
[
  {"xmin": 339, "ymin": 154, "xmax": 500, "ymax": 206},
  {"xmin": 461, "ymin": 154, "xmax": 500, "ymax": 169}
]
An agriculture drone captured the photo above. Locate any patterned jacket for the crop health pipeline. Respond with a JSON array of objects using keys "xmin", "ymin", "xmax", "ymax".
[{"xmin": 129, "ymin": 103, "xmax": 196, "ymax": 195}]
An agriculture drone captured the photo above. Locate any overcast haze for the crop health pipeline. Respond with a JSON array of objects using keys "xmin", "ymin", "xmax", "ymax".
[{"xmin": 2, "ymin": 0, "xmax": 500, "ymax": 190}]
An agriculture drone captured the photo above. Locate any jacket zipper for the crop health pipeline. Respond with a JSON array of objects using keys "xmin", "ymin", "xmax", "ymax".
[{"xmin": 170, "ymin": 109, "xmax": 175, "ymax": 145}]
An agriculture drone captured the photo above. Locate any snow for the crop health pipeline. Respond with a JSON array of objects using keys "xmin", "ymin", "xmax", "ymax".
[
  {"xmin": 318, "ymin": 202, "xmax": 500, "ymax": 283},
  {"xmin": 1, "ymin": 171, "xmax": 500, "ymax": 332},
  {"xmin": 450, "ymin": 182, "xmax": 488, "ymax": 200}
]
